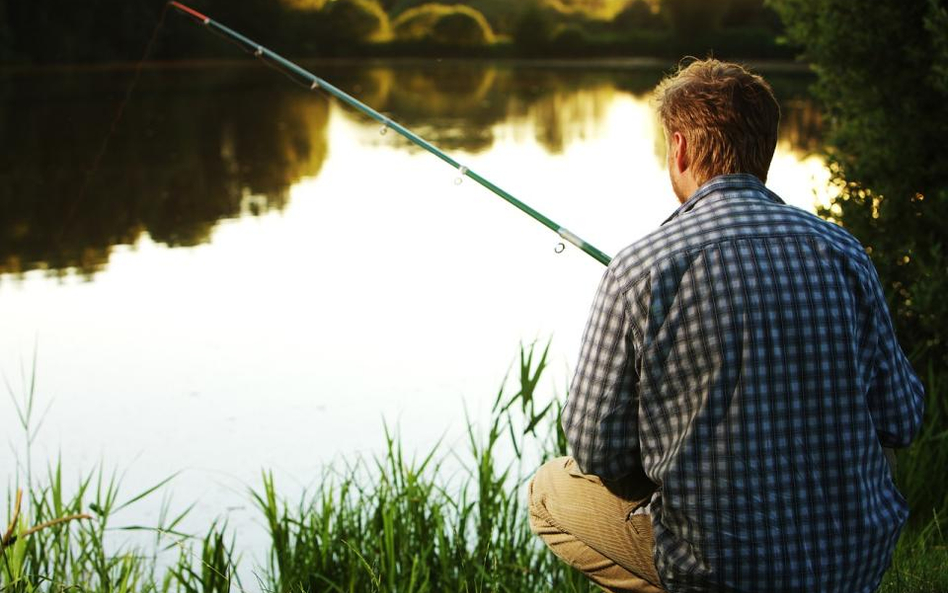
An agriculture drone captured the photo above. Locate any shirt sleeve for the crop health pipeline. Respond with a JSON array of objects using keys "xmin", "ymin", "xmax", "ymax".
[
  {"xmin": 862, "ymin": 260, "xmax": 925, "ymax": 448},
  {"xmin": 562, "ymin": 265, "xmax": 641, "ymax": 479}
]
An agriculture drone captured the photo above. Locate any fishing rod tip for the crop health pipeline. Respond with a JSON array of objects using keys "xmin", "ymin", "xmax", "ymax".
[{"xmin": 168, "ymin": 1, "xmax": 210, "ymax": 25}]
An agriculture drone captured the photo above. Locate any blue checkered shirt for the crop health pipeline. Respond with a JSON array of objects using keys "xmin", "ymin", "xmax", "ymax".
[{"xmin": 563, "ymin": 174, "xmax": 925, "ymax": 592}]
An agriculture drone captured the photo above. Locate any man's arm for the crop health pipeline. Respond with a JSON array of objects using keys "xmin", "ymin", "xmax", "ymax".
[
  {"xmin": 862, "ymin": 261, "xmax": 925, "ymax": 449},
  {"xmin": 562, "ymin": 266, "xmax": 641, "ymax": 480}
]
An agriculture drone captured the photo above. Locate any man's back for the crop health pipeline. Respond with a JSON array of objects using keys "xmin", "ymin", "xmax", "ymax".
[{"xmin": 563, "ymin": 174, "xmax": 925, "ymax": 592}]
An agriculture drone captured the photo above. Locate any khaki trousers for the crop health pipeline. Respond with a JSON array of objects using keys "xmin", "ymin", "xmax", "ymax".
[{"xmin": 529, "ymin": 457, "xmax": 665, "ymax": 593}]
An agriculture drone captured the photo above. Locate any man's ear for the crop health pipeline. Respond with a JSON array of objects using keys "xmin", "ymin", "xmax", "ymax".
[{"xmin": 672, "ymin": 131, "xmax": 689, "ymax": 174}]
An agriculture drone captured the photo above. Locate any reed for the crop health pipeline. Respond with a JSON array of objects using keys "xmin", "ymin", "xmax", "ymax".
[
  {"xmin": 878, "ymin": 364, "xmax": 948, "ymax": 593},
  {"xmin": 250, "ymin": 340, "xmax": 594, "ymax": 593},
  {"xmin": 3, "ymin": 343, "xmax": 945, "ymax": 592},
  {"xmin": 1, "ymin": 353, "xmax": 236, "ymax": 593}
]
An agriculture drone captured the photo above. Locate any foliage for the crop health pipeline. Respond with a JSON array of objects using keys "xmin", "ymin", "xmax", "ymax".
[
  {"xmin": 552, "ymin": 23, "xmax": 593, "ymax": 50},
  {"xmin": 4, "ymin": 342, "xmax": 948, "ymax": 591},
  {"xmin": 0, "ymin": 2, "xmax": 13, "ymax": 62},
  {"xmin": 0, "ymin": 0, "xmax": 162, "ymax": 63},
  {"xmin": 1, "ymin": 358, "xmax": 236, "ymax": 593},
  {"xmin": 894, "ymin": 368, "xmax": 948, "ymax": 528},
  {"xmin": 250, "ymin": 341, "xmax": 585, "ymax": 592},
  {"xmin": 390, "ymin": 0, "xmax": 527, "ymax": 35},
  {"xmin": 512, "ymin": 5, "xmax": 556, "ymax": 55},
  {"xmin": 545, "ymin": 0, "xmax": 629, "ymax": 20},
  {"xmin": 0, "ymin": 344, "xmax": 948, "ymax": 593},
  {"xmin": 0, "ymin": 465, "xmax": 237, "ymax": 593},
  {"xmin": 0, "ymin": 67, "xmax": 329, "ymax": 277},
  {"xmin": 0, "ymin": 0, "xmax": 797, "ymax": 62},
  {"xmin": 392, "ymin": 3, "xmax": 494, "ymax": 45},
  {"xmin": 878, "ymin": 511, "xmax": 948, "ymax": 593},
  {"xmin": 771, "ymin": 0, "xmax": 948, "ymax": 523},
  {"xmin": 722, "ymin": 0, "xmax": 784, "ymax": 31},
  {"xmin": 430, "ymin": 9, "xmax": 495, "ymax": 45},
  {"xmin": 323, "ymin": 0, "xmax": 392, "ymax": 43},
  {"xmin": 611, "ymin": 0, "xmax": 665, "ymax": 31},
  {"xmin": 281, "ymin": 0, "xmax": 330, "ymax": 9},
  {"xmin": 771, "ymin": 0, "xmax": 948, "ymax": 368},
  {"xmin": 388, "ymin": 0, "xmax": 624, "ymax": 35},
  {"xmin": 660, "ymin": 0, "xmax": 730, "ymax": 37}
]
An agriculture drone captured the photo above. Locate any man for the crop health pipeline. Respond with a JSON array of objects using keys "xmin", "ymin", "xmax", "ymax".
[{"xmin": 529, "ymin": 59, "xmax": 925, "ymax": 593}]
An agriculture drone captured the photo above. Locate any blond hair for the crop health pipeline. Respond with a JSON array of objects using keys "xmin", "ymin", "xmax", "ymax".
[{"xmin": 655, "ymin": 59, "xmax": 780, "ymax": 184}]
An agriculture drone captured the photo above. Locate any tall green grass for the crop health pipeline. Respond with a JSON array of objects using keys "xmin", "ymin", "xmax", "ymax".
[
  {"xmin": 1, "ymin": 462, "xmax": 238, "ymax": 593},
  {"xmin": 878, "ymin": 363, "xmax": 948, "ymax": 593},
  {"xmin": 3, "ymin": 343, "xmax": 946, "ymax": 592},
  {"xmin": 251, "ymin": 341, "xmax": 594, "ymax": 593},
  {"xmin": 2, "ymin": 354, "xmax": 237, "ymax": 593}
]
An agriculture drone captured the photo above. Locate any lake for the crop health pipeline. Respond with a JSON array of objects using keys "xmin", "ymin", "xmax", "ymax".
[{"xmin": 0, "ymin": 59, "xmax": 828, "ymax": 569}]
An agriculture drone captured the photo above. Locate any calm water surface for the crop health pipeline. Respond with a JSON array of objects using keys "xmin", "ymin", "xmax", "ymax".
[{"xmin": 0, "ymin": 60, "xmax": 827, "ymax": 567}]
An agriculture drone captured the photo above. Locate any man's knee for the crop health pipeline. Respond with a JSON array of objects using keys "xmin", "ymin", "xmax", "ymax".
[
  {"xmin": 530, "ymin": 456, "xmax": 570, "ymax": 499},
  {"xmin": 529, "ymin": 456, "xmax": 571, "ymax": 533}
]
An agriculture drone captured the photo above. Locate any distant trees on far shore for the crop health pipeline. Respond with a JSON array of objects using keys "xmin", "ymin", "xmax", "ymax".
[{"xmin": 0, "ymin": 0, "xmax": 788, "ymax": 65}]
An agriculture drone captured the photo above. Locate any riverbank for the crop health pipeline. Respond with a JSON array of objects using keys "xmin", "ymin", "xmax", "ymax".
[
  {"xmin": 0, "ymin": 55, "xmax": 811, "ymax": 77},
  {"xmin": 3, "ymin": 345, "xmax": 945, "ymax": 593}
]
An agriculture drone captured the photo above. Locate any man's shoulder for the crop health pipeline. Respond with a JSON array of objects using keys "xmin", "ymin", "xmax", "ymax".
[{"xmin": 609, "ymin": 184, "xmax": 870, "ymax": 291}]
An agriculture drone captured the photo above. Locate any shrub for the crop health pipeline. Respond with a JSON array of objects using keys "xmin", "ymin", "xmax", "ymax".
[
  {"xmin": 322, "ymin": 0, "xmax": 391, "ymax": 43},
  {"xmin": 513, "ymin": 4, "xmax": 555, "ymax": 55},
  {"xmin": 660, "ymin": 0, "xmax": 729, "ymax": 37},
  {"xmin": 430, "ymin": 9, "xmax": 495, "ymax": 45},
  {"xmin": 392, "ymin": 3, "xmax": 494, "ymax": 45},
  {"xmin": 551, "ymin": 23, "xmax": 591, "ymax": 50},
  {"xmin": 612, "ymin": 0, "xmax": 665, "ymax": 31}
]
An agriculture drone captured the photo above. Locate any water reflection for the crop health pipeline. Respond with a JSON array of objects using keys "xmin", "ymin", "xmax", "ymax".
[
  {"xmin": 1, "ymin": 67, "xmax": 330, "ymax": 277},
  {"xmin": 0, "ymin": 62, "xmax": 822, "ymax": 279}
]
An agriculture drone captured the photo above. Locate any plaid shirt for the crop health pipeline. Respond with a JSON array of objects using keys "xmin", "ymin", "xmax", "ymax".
[{"xmin": 563, "ymin": 174, "xmax": 925, "ymax": 593}]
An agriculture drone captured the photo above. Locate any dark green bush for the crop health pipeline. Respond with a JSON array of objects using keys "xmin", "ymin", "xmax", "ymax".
[
  {"xmin": 394, "ymin": 4, "xmax": 493, "ymax": 44},
  {"xmin": 612, "ymin": 0, "xmax": 665, "ymax": 31},
  {"xmin": 322, "ymin": 0, "xmax": 391, "ymax": 43},
  {"xmin": 513, "ymin": 4, "xmax": 555, "ymax": 55},
  {"xmin": 660, "ymin": 0, "xmax": 729, "ymax": 37},
  {"xmin": 430, "ymin": 9, "xmax": 494, "ymax": 45},
  {"xmin": 551, "ymin": 23, "xmax": 592, "ymax": 50},
  {"xmin": 392, "ymin": 3, "xmax": 494, "ymax": 45}
]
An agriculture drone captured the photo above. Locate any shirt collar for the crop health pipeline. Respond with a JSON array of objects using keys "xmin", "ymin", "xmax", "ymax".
[{"xmin": 661, "ymin": 173, "xmax": 783, "ymax": 226}]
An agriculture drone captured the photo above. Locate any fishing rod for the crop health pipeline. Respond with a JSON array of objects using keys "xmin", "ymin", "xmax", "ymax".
[{"xmin": 167, "ymin": 1, "xmax": 612, "ymax": 266}]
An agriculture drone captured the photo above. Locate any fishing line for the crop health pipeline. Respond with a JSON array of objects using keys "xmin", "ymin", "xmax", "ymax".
[{"xmin": 167, "ymin": 1, "xmax": 613, "ymax": 266}]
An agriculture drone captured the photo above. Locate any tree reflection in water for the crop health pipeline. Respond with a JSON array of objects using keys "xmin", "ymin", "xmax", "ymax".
[{"xmin": 0, "ymin": 62, "xmax": 821, "ymax": 279}]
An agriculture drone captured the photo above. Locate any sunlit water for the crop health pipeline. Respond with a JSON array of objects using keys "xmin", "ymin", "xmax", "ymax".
[{"xmin": 0, "ymin": 61, "xmax": 828, "ymax": 572}]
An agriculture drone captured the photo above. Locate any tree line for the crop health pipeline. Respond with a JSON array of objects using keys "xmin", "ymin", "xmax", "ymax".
[{"xmin": 0, "ymin": 0, "xmax": 786, "ymax": 64}]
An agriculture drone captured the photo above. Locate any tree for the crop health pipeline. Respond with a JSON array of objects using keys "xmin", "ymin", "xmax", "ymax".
[
  {"xmin": 392, "ymin": 3, "xmax": 494, "ymax": 45},
  {"xmin": 612, "ymin": 0, "xmax": 664, "ymax": 31},
  {"xmin": 430, "ymin": 9, "xmax": 495, "ymax": 45},
  {"xmin": 660, "ymin": 0, "xmax": 729, "ymax": 37},
  {"xmin": 772, "ymin": 0, "xmax": 948, "ymax": 366},
  {"xmin": 323, "ymin": 0, "xmax": 391, "ymax": 43},
  {"xmin": 513, "ymin": 4, "xmax": 555, "ymax": 55},
  {"xmin": 0, "ymin": 1, "xmax": 13, "ymax": 61},
  {"xmin": 551, "ymin": 23, "xmax": 592, "ymax": 50}
]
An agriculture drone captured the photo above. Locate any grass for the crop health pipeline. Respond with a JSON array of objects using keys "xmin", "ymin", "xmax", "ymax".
[
  {"xmin": 2, "ymin": 342, "xmax": 946, "ymax": 592},
  {"xmin": 1, "ymin": 460, "xmax": 238, "ymax": 593},
  {"xmin": 249, "ymin": 340, "xmax": 593, "ymax": 593},
  {"xmin": 878, "ymin": 362, "xmax": 948, "ymax": 593},
  {"xmin": 879, "ymin": 511, "xmax": 948, "ymax": 593},
  {"xmin": 1, "ymin": 351, "xmax": 237, "ymax": 593}
]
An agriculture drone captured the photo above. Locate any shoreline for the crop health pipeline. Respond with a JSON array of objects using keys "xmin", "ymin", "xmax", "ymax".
[{"xmin": 0, "ymin": 55, "xmax": 811, "ymax": 76}]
